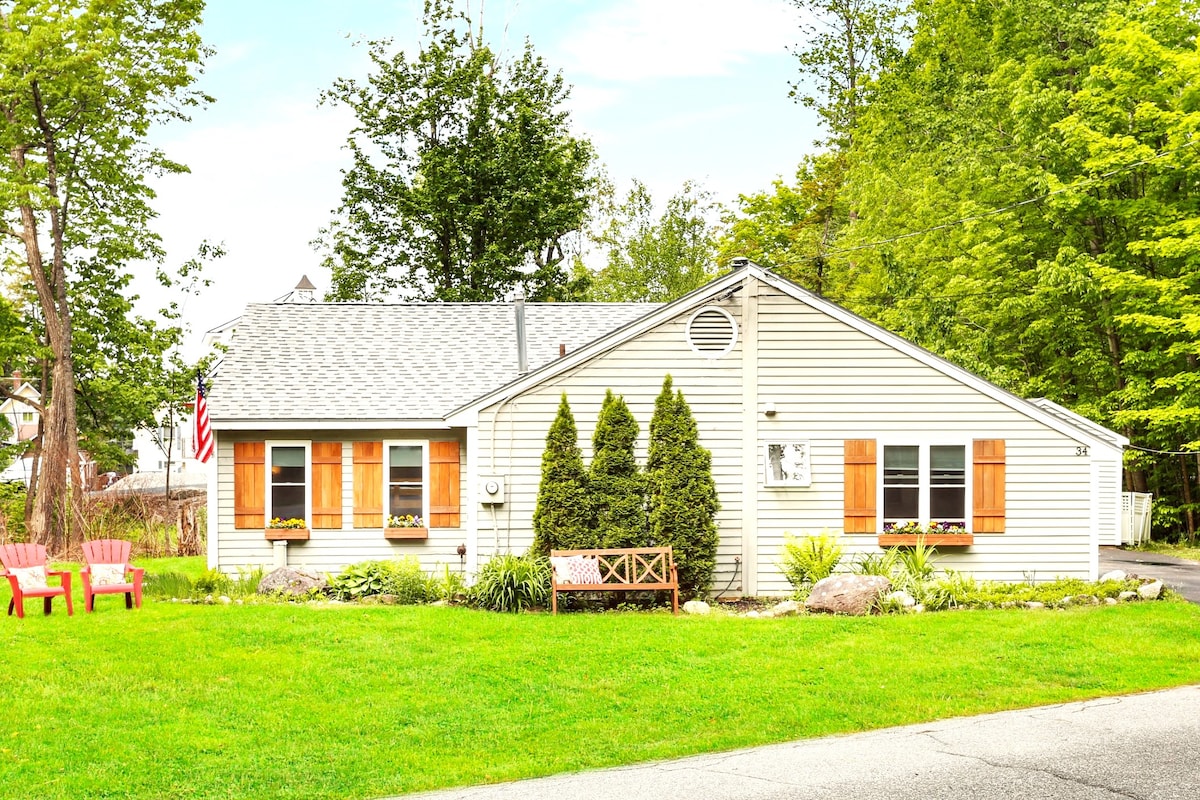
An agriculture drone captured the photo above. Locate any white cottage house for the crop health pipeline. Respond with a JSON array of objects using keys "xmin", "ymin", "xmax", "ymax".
[{"xmin": 206, "ymin": 263, "xmax": 1126, "ymax": 592}]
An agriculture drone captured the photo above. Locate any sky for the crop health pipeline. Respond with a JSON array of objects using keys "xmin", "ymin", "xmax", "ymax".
[{"xmin": 145, "ymin": 0, "xmax": 821, "ymax": 355}]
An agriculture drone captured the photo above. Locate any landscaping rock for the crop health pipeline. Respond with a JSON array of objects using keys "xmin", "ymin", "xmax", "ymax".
[
  {"xmin": 258, "ymin": 567, "xmax": 327, "ymax": 596},
  {"xmin": 1138, "ymin": 580, "xmax": 1163, "ymax": 600},
  {"xmin": 1105, "ymin": 597, "xmax": 1118, "ymax": 606},
  {"xmin": 885, "ymin": 590, "xmax": 916, "ymax": 609},
  {"xmin": 743, "ymin": 610, "xmax": 761, "ymax": 619},
  {"xmin": 805, "ymin": 574, "xmax": 891, "ymax": 616},
  {"xmin": 218, "ymin": 595, "xmax": 232, "ymax": 605},
  {"xmin": 1099, "ymin": 569, "xmax": 1127, "ymax": 583},
  {"xmin": 378, "ymin": 594, "xmax": 400, "ymax": 605},
  {"xmin": 682, "ymin": 600, "xmax": 711, "ymax": 615},
  {"xmin": 1025, "ymin": 601, "xmax": 1045, "ymax": 610},
  {"xmin": 913, "ymin": 604, "xmax": 925, "ymax": 613},
  {"xmin": 1118, "ymin": 591, "xmax": 1138, "ymax": 602},
  {"xmin": 770, "ymin": 600, "xmax": 801, "ymax": 617}
]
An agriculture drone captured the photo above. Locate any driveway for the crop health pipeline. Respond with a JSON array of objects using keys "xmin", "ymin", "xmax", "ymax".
[
  {"xmin": 396, "ymin": 686, "xmax": 1200, "ymax": 800},
  {"xmin": 1100, "ymin": 547, "xmax": 1200, "ymax": 604}
]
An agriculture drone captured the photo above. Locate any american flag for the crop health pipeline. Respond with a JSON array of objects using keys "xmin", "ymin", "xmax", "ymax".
[{"xmin": 194, "ymin": 373, "xmax": 214, "ymax": 463}]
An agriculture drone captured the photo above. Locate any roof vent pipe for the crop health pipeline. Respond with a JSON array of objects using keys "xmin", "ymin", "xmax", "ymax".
[{"xmin": 515, "ymin": 290, "xmax": 528, "ymax": 374}]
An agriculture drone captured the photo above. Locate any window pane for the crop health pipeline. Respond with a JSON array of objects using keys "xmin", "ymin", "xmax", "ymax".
[
  {"xmin": 931, "ymin": 487, "xmax": 965, "ymax": 520},
  {"xmin": 930, "ymin": 445, "xmax": 965, "ymax": 485},
  {"xmin": 389, "ymin": 486, "xmax": 423, "ymax": 518},
  {"xmin": 273, "ymin": 447, "xmax": 305, "ymax": 467},
  {"xmin": 390, "ymin": 446, "xmax": 421, "ymax": 467},
  {"xmin": 271, "ymin": 446, "xmax": 306, "ymax": 484},
  {"xmin": 884, "ymin": 487, "xmax": 919, "ymax": 519},
  {"xmin": 390, "ymin": 465, "xmax": 422, "ymax": 482},
  {"xmin": 389, "ymin": 446, "xmax": 423, "ymax": 482},
  {"xmin": 272, "ymin": 485, "xmax": 305, "ymax": 521},
  {"xmin": 883, "ymin": 446, "xmax": 919, "ymax": 485}
]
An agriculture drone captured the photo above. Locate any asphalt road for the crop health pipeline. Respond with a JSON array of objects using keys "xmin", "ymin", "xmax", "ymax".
[
  {"xmin": 1100, "ymin": 547, "xmax": 1200, "ymax": 604},
  {"xmin": 397, "ymin": 686, "xmax": 1200, "ymax": 800}
]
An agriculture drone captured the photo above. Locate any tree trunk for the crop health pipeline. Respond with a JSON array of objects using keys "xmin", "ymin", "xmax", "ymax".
[
  {"xmin": 1183, "ymin": 455, "xmax": 1196, "ymax": 543},
  {"xmin": 29, "ymin": 355, "xmax": 81, "ymax": 555}
]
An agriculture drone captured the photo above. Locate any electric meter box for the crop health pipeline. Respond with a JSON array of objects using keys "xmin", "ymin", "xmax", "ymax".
[{"xmin": 479, "ymin": 476, "xmax": 506, "ymax": 505}]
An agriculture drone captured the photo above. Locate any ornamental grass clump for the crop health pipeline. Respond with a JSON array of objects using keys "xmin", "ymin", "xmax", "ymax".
[
  {"xmin": 469, "ymin": 553, "xmax": 551, "ymax": 613},
  {"xmin": 779, "ymin": 531, "xmax": 844, "ymax": 599}
]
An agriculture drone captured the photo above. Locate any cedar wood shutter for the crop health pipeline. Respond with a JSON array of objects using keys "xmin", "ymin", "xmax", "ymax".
[
  {"xmin": 353, "ymin": 442, "xmax": 383, "ymax": 528},
  {"xmin": 233, "ymin": 442, "xmax": 265, "ymax": 529},
  {"xmin": 843, "ymin": 439, "xmax": 877, "ymax": 533},
  {"xmin": 311, "ymin": 442, "xmax": 343, "ymax": 529},
  {"xmin": 973, "ymin": 439, "xmax": 1006, "ymax": 532},
  {"xmin": 429, "ymin": 440, "xmax": 461, "ymax": 528}
]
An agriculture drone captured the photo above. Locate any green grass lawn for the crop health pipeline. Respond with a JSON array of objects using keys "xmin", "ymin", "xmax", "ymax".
[
  {"xmin": 2, "ymin": 568, "xmax": 1199, "ymax": 800},
  {"xmin": 1136, "ymin": 540, "xmax": 1200, "ymax": 563}
]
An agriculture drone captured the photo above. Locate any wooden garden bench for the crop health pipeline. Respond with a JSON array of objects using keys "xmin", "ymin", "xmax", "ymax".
[{"xmin": 549, "ymin": 546, "xmax": 678, "ymax": 615}]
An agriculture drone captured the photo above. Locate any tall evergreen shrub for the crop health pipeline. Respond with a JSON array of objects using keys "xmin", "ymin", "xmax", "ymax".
[
  {"xmin": 646, "ymin": 375, "xmax": 720, "ymax": 597},
  {"xmin": 590, "ymin": 389, "xmax": 645, "ymax": 548},
  {"xmin": 531, "ymin": 393, "xmax": 592, "ymax": 553}
]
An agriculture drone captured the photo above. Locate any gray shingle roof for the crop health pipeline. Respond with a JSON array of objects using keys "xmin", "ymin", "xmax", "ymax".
[{"xmin": 209, "ymin": 302, "xmax": 657, "ymax": 423}]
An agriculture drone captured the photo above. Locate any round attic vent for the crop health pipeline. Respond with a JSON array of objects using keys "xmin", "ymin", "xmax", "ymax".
[{"xmin": 686, "ymin": 307, "xmax": 737, "ymax": 358}]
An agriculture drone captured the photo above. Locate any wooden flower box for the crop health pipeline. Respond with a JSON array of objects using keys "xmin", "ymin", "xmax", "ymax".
[
  {"xmin": 264, "ymin": 527, "xmax": 310, "ymax": 541},
  {"xmin": 384, "ymin": 527, "xmax": 429, "ymax": 541},
  {"xmin": 877, "ymin": 533, "xmax": 974, "ymax": 547}
]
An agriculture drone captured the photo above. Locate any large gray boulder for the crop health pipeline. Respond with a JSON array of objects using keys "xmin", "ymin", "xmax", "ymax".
[
  {"xmin": 806, "ymin": 574, "xmax": 891, "ymax": 615},
  {"xmin": 1138, "ymin": 580, "xmax": 1164, "ymax": 600},
  {"xmin": 258, "ymin": 567, "xmax": 327, "ymax": 596}
]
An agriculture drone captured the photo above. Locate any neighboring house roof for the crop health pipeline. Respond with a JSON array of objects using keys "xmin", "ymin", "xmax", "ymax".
[
  {"xmin": 209, "ymin": 302, "xmax": 656, "ymax": 427},
  {"xmin": 0, "ymin": 382, "xmax": 40, "ymax": 413},
  {"xmin": 1028, "ymin": 398, "xmax": 1129, "ymax": 449}
]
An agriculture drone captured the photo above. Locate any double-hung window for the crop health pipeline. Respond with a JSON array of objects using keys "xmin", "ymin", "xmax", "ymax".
[
  {"xmin": 386, "ymin": 442, "xmax": 427, "ymax": 522},
  {"xmin": 882, "ymin": 443, "xmax": 967, "ymax": 530},
  {"xmin": 267, "ymin": 442, "xmax": 309, "ymax": 525}
]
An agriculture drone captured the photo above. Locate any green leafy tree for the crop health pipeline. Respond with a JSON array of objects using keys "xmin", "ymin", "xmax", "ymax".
[
  {"xmin": 531, "ymin": 394, "xmax": 592, "ymax": 553},
  {"xmin": 718, "ymin": 151, "xmax": 850, "ymax": 296},
  {"xmin": 789, "ymin": 0, "xmax": 906, "ymax": 147},
  {"xmin": 588, "ymin": 180, "xmax": 719, "ymax": 302},
  {"xmin": 645, "ymin": 375, "xmax": 720, "ymax": 597},
  {"xmin": 834, "ymin": 0, "xmax": 1200, "ymax": 535},
  {"xmin": 589, "ymin": 389, "xmax": 645, "ymax": 548},
  {"xmin": 0, "ymin": 0, "xmax": 210, "ymax": 551},
  {"xmin": 319, "ymin": 0, "xmax": 595, "ymax": 302}
]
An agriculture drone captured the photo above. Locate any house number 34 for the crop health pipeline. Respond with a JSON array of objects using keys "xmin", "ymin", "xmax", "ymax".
[{"xmin": 1076, "ymin": 446, "xmax": 1089, "ymax": 456}]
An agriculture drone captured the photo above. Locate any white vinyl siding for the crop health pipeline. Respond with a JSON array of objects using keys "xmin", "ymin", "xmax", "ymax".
[
  {"xmin": 477, "ymin": 303, "xmax": 746, "ymax": 592},
  {"xmin": 752, "ymin": 285, "xmax": 1101, "ymax": 591},
  {"xmin": 214, "ymin": 431, "xmax": 467, "ymax": 576}
]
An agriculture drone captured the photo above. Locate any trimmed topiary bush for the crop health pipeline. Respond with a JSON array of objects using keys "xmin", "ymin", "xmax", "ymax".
[
  {"xmin": 589, "ymin": 389, "xmax": 646, "ymax": 548},
  {"xmin": 532, "ymin": 393, "xmax": 593, "ymax": 553},
  {"xmin": 645, "ymin": 375, "xmax": 719, "ymax": 598}
]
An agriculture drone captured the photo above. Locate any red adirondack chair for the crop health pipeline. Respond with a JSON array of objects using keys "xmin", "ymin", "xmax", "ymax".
[
  {"xmin": 81, "ymin": 539, "xmax": 144, "ymax": 612},
  {"xmin": 0, "ymin": 543, "xmax": 74, "ymax": 618}
]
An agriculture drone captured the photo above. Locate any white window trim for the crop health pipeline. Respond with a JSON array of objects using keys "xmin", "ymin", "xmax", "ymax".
[
  {"xmin": 763, "ymin": 440, "xmax": 812, "ymax": 487},
  {"xmin": 265, "ymin": 440, "xmax": 311, "ymax": 527},
  {"xmin": 877, "ymin": 439, "xmax": 972, "ymax": 532},
  {"xmin": 382, "ymin": 440, "xmax": 430, "ymax": 526}
]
